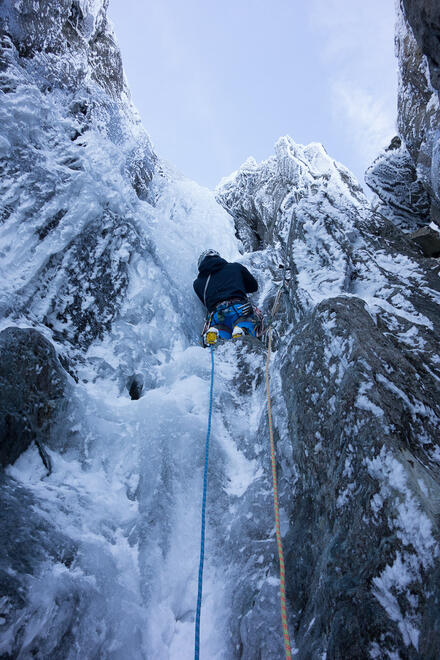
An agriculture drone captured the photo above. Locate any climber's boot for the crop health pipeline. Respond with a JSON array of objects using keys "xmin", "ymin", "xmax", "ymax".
[
  {"xmin": 205, "ymin": 327, "xmax": 219, "ymax": 345},
  {"xmin": 232, "ymin": 326, "xmax": 246, "ymax": 339}
]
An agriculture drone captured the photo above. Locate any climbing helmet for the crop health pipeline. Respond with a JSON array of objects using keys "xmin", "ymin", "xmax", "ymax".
[{"xmin": 198, "ymin": 249, "xmax": 219, "ymax": 269}]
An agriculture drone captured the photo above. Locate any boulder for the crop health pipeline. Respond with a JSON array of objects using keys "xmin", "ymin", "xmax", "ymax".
[
  {"xmin": 410, "ymin": 225, "xmax": 440, "ymax": 257},
  {"xmin": 365, "ymin": 137, "xmax": 431, "ymax": 231},
  {"xmin": 0, "ymin": 327, "xmax": 67, "ymax": 467}
]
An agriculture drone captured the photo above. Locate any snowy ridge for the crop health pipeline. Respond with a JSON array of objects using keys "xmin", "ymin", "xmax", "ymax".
[{"xmin": 217, "ymin": 136, "xmax": 365, "ymax": 255}]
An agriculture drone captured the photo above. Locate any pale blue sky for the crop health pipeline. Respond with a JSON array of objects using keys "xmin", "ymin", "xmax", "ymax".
[{"xmin": 108, "ymin": 1, "xmax": 397, "ymax": 190}]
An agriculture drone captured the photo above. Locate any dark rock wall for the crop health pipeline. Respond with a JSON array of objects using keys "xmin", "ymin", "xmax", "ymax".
[
  {"xmin": 280, "ymin": 294, "xmax": 440, "ymax": 659},
  {"xmin": 401, "ymin": 0, "xmax": 440, "ymax": 91}
]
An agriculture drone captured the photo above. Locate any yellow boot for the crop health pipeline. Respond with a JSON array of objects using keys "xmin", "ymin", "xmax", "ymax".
[
  {"xmin": 232, "ymin": 326, "xmax": 245, "ymax": 339},
  {"xmin": 205, "ymin": 327, "xmax": 219, "ymax": 345}
]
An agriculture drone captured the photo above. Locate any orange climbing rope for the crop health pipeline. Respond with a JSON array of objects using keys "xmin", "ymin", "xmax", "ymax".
[{"xmin": 265, "ymin": 287, "xmax": 293, "ymax": 659}]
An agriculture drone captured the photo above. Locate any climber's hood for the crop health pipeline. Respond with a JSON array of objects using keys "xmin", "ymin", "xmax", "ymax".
[{"xmin": 198, "ymin": 254, "xmax": 228, "ymax": 275}]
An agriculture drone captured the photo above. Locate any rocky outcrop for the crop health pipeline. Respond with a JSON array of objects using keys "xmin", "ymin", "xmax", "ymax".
[
  {"xmin": 365, "ymin": 2, "xmax": 440, "ymax": 229},
  {"xmin": 0, "ymin": 327, "xmax": 68, "ymax": 467},
  {"xmin": 397, "ymin": 5, "xmax": 440, "ymax": 221},
  {"xmin": 217, "ymin": 135, "xmax": 440, "ymax": 657},
  {"xmin": 365, "ymin": 136, "xmax": 431, "ymax": 231},
  {"xmin": 2, "ymin": 0, "xmax": 122, "ymax": 93},
  {"xmin": 372, "ymin": 1, "xmax": 440, "ymax": 229},
  {"xmin": 218, "ymin": 136, "xmax": 365, "ymax": 253}
]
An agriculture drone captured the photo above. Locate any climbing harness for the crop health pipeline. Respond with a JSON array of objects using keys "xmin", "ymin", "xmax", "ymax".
[
  {"xmin": 194, "ymin": 345, "xmax": 215, "ymax": 660},
  {"xmin": 265, "ymin": 285, "xmax": 293, "ymax": 659},
  {"xmin": 201, "ymin": 299, "xmax": 264, "ymax": 346}
]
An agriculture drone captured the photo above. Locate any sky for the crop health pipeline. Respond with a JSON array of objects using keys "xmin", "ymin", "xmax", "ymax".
[{"xmin": 108, "ymin": 0, "xmax": 398, "ymax": 190}]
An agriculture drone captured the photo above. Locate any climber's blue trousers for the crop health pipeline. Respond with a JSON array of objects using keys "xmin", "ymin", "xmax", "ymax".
[{"xmin": 211, "ymin": 301, "xmax": 258, "ymax": 340}]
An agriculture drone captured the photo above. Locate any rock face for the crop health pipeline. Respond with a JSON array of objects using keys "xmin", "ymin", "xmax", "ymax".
[
  {"xmin": 401, "ymin": 0, "xmax": 440, "ymax": 92},
  {"xmin": 0, "ymin": 327, "xmax": 67, "ymax": 467},
  {"xmin": 397, "ymin": 2, "xmax": 440, "ymax": 223},
  {"xmin": 217, "ymin": 135, "xmax": 440, "ymax": 658}
]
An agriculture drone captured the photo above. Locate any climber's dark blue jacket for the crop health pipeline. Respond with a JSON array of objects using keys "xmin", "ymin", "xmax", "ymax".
[{"xmin": 193, "ymin": 254, "xmax": 258, "ymax": 312}]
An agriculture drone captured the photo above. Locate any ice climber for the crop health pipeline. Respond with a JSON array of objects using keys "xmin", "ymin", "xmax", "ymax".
[{"xmin": 193, "ymin": 249, "xmax": 260, "ymax": 345}]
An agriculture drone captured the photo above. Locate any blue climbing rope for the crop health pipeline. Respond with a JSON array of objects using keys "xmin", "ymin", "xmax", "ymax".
[{"xmin": 194, "ymin": 344, "xmax": 215, "ymax": 660}]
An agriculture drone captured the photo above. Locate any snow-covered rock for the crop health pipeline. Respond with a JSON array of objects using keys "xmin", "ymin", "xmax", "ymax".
[
  {"xmin": 218, "ymin": 132, "xmax": 440, "ymax": 658},
  {"xmin": 365, "ymin": 136, "xmax": 431, "ymax": 231},
  {"xmin": 0, "ymin": 326, "xmax": 67, "ymax": 467},
  {"xmin": 365, "ymin": 2, "xmax": 440, "ymax": 230}
]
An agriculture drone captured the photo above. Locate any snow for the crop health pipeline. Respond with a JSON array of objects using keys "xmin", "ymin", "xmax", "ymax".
[
  {"xmin": 366, "ymin": 448, "xmax": 439, "ymax": 649},
  {"xmin": 372, "ymin": 554, "xmax": 420, "ymax": 649},
  {"xmin": 336, "ymin": 483, "xmax": 356, "ymax": 508},
  {"xmin": 5, "ymin": 342, "xmax": 234, "ymax": 657},
  {"xmin": 356, "ymin": 394, "xmax": 384, "ymax": 419}
]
